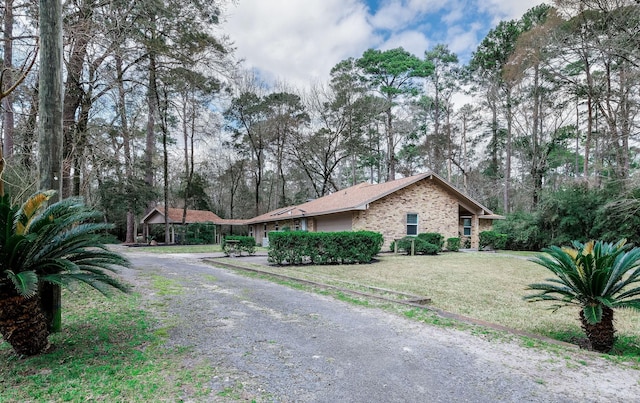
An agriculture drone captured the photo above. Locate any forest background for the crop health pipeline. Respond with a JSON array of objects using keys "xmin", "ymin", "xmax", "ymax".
[{"xmin": 1, "ymin": 0, "xmax": 639, "ymax": 250}]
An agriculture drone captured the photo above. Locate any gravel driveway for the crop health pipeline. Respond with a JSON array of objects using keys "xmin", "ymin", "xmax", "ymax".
[{"xmin": 121, "ymin": 250, "xmax": 640, "ymax": 402}]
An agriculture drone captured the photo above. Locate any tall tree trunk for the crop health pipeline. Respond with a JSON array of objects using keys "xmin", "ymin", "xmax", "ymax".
[
  {"xmin": 20, "ymin": 81, "xmax": 39, "ymax": 170},
  {"xmin": 584, "ymin": 96, "xmax": 593, "ymax": 181},
  {"xmin": 61, "ymin": 0, "xmax": 92, "ymax": 198},
  {"xmin": 72, "ymin": 91, "xmax": 91, "ymax": 197},
  {"xmin": 531, "ymin": 66, "xmax": 541, "ymax": 208},
  {"xmin": 618, "ymin": 63, "xmax": 630, "ymax": 180},
  {"xmin": 155, "ymin": 85, "xmax": 170, "ymax": 244},
  {"xmin": 2, "ymin": 0, "xmax": 15, "ymax": 159},
  {"xmin": 385, "ymin": 107, "xmax": 395, "ymax": 181},
  {"xmin": 38, "ymin": 0, "xmax": 64, "ymax": 333},
  {"xmin": 181, "ymin": 92, "xmax": 196, "ymax": 223},
  {"xmin": 145, "ymin": 47, "xmax": 158, "ymax": 209},
  {"xmin": 462, "ymin": 111, "xmax": 468, "ymax": 192},
  {"xmin": 580, "ymin": 46, "xmax": 594, "ymax": 183},
  {"xmin": 115, "ymin": 52, "xmax": 136, "ymax": 243},
  {"xmin": 446, "ymin": 108, "xmax": 452, "ymax": 181},
  {"xmin": 504, "ymin": 86, "xmax": 513, "ymax": 213}
]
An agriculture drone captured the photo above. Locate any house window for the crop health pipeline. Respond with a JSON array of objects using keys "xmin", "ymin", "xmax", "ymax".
[
  {"xmin": 294, "ymin": 219, "xmax": 300, "ymax": 231},
  {"xmin": 263, "ymin": 224, "xmax": 268, "ymax": 238},
  {"xmin": 249, "ymin": 225, "xmax": 254, "ymax": 237},
  {"xmin": 463, "ymin": 218, "xmax": 472, "ymax": 236},
  {"xmin": 274, "ymin": 222, "xmax": 279, "ymax": 231},
  {"xmin": 406, "ymin": 213, "xmax": 418, "ymax": 236}
]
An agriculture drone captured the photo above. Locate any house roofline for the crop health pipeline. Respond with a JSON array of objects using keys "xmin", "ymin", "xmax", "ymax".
[
  {"xmin": 140, "ymin": 207, "xmax": 163, "ymax": 224},
  {"xmin": 246, "ymin": 172, "xmax": 499, "ymax": 225},
  {"xmin": 246, "ymin": 206, "xmax": 363, "ymax": 225},
  {"xmin": 427, "ymin": 173, "xmax": 497, "ymax": 216},
  {"xmin": 479, "ymin": 214, "xmax": 505, "ymax": 220}
]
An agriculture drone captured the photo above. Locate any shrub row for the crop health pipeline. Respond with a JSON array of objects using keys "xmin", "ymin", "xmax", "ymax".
[
  {"xmin": 392, "ymin": 232, "xmax": 455, "ymax": 255},
  {"xmin": 268, "ymin": 231, "xmax": 383, "ymax": 265},
  {"xmin": 479, "ymin": 230, "xmax": 507, "ymax": 250},
  {"xmin": 222, "ymin": 235, "xmax": 256, "ymax": 255},
  {"xmin": 417, "ymin": 232, "xmax": 444, "ymax": 249},
  {"xmin": 395, "ymin": 236, "xmax": 440, "ymax": 255},
  {"xmin": 446, "ymin": 237, "xmax": 460, "ymax": 252}
]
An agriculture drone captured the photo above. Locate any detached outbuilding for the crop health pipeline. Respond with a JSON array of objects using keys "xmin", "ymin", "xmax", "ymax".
[
  {"xmin": 140, "ymin": 207, "xmax": 247, "ymax": 244},
  {"xmin": 246, "ymin": 172, "xmax": 502, "ymax": 250}
]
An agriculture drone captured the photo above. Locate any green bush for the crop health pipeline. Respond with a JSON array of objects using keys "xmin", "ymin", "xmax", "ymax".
[
  {"xmin": 479, "ymin": 230, "xmax": 507, "ymax": 250},
  {"xmin": 493, "ymin": 211, "xmax": 546, "ymax": 251},
  {"xmin": 396, "ymin": 236, "xmax": 439, "ymax": 255},
  {"xmin": 268, "ymin": 231, "xmax": 383, "ymax": 265},
  {"xmin": 417, "ymin": 232, "xmax": 444, "ymax": 249},
  {"xmin": 446, "ymin": 237, "xmax": 460, "ymax": 252},
  {"xmin": 222, "ymin": 235, "xmax": 256, "ymax": 256}
]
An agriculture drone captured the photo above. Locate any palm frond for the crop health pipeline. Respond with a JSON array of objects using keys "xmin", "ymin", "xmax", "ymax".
[
  {"xmin": 582, "ymin": 304, "xmax": 602, "ymax": 325},
  {"xmin": 3, "ymin": 270, "xmax": 38, "ymax": 298},
  {"xmin": 14, "ymin": 190, "xmax": 55, "ymax": 235},
  {"xmin": 54, "ymin": 272, "xmax": 129, "ymax": 295},
  {"xmin": 528, "ymin": 239, "xmax": 640, "ymax": 321},
  {"xmin": 612, "ymin": 299, "xmax": 640, "ymax": 311},
  {"xmin": 25, "ymin": 223, "xmax": 115, "ymax": 265},
  {"xmin": 612, "ymin": 286, "xmax": 640, "ymax": 301},
  {"xmin": 1, "ymin": 192, "xmax": 129, "ymax": 299}
]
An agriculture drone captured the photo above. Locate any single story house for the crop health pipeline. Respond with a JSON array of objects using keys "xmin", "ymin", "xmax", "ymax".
[
  {"xmin": 140, "ymin": 207, "xmax": 247, "ymax": 244},
  {"xmin": 246, "ymin": 172, "xmax": 503, "ymax": 250}
]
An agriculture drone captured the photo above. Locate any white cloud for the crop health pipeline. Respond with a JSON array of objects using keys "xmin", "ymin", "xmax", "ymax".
[
  {"xmin": 370, "ymin": 0, "xmax": 447, "ymax": 31},
  {"xmin": 447, "ymin": 22, "xmax": 484, "ymax": 58},
  {"xmin": 380, "ymin": 30, "xmax": 431, "ymax": 57},
  {"xmin": 223, "ymin": 0, "xmax": 374, "ymax": 89},
  {"xmin": 222, "ymin": 0, "xmax": 549, "ymax": 90},
  {"xmin": 477, "ymin": 0, "xmax": 547, "ymax": 24}
]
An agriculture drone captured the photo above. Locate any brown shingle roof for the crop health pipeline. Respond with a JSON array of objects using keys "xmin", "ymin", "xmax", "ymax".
[
  {"xmin": 165, "ymin": 208, "xmax": 220, "ymax": 223},
  {"xmin": 247, "ymin": 172, "xmax": 500, "ymax": 224},
  {"xmin": 141, "ymin": 207, "xmax": 249, "ymax": 226}
]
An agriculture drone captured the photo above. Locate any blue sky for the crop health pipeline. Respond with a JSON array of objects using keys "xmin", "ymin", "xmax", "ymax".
[{"xmin": 222, "ymin": 0, "xmax": 545, "ymax": 89}]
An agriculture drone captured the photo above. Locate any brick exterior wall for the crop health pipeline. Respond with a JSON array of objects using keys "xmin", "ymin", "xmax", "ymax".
[
  {"xmin": 250, "ymin": 178, "xmax": 494, "ymax": 249},
  {"xmin": 251, "ymin": 217, "xmax": 313, "ymax": 246},
  {"xmin": 352, "ymin": 179, "xmax": 461, "ymax": 250}
]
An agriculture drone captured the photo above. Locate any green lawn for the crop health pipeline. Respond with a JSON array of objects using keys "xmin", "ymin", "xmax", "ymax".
[
  {"xmin": 131, "ymin": 244, "xmax": 224, "ymax": 253},
  {"xmin": 4, "ymin": 249, "xmax": 638, "ymax": 401},
  {"xmin": 131, "ymin": 244, "xmax": 268, "ymax": 254},
  {"xmin": 0, "ymin": 285, "xmax": 216, "ymax": 401},
  {"xmin": 222, "ymin": 251, "xmax": 640, "ymax": 358}
]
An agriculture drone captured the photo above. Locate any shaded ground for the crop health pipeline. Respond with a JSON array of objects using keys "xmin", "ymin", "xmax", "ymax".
[{"xmin": 121, "ymin": 249, "xmax": 640, "ymax": 402}]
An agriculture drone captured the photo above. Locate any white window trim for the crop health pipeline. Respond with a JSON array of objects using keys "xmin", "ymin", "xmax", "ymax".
[
  {"xmin": 462, "ymin": 217, "xmax": 472, "ymax": 237},
  {"xmin": 406, "ymin": 213, "xmax": 418, "ymax": 236}
]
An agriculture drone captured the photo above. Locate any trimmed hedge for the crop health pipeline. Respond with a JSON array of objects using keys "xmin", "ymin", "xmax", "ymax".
[
  {"xmin": 417, "ymin": 232, "xmax": 444, "ymax": 249},
  {"xmin": 396, "ymin": 236, "xmax": 440, "ymax": 255},
  {"xmin": 446, "ymin": 237, "xmax": 460, "ymax": 252},
  {"xmin": 268, "ymin": 231, "xmax": 383, "ymax": 265},
  {"xmin": 479, "ymin": 230, "xmax": 507, "ymax": 250},
  {"xmin": 222, "ymin": 235, "xmax": 256, "ymax": 256}
]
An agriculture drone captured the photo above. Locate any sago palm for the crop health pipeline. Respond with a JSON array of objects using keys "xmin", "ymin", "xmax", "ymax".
[
  {"xmin": 0, "ymin": 191, "xmax": 129, "ymax": 356},
  {"xmin": 525, "ymin": 239, "xmax": 640, "ymax": 353}
]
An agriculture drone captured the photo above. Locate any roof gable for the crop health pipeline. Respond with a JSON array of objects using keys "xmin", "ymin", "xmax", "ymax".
[
  {"xmin": 141, "ymin": 207, "xmax": 221, "ymax": 224},
  {"xmin": 248, "ymin": 172, "xmax": 499, "ymax": 224}
]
